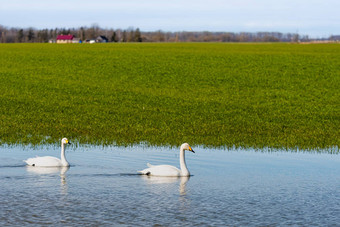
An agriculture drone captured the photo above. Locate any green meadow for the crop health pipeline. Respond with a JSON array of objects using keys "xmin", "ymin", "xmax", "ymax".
[{"xmin": 0, "ymin": 43, "xmax": 339, "ymax": 150}]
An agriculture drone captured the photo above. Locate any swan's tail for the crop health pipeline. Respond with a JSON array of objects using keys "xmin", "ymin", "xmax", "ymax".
[
  {"xmin": 138, "ymin": 170, "xmax": 151, "ymax": 175},
  {"xmin": 147, "ymin": 163, "xmax": 153, "ymax": 167},
  {"xmin": 137, "ymin": 163, "xmax": 153, "ymax": 175},
  {"xmin": 23, "ymin": 158, "xmax": 34, "ymax": 166}
]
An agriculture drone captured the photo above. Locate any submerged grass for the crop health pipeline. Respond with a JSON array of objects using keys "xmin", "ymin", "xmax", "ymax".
[{"xmin": 0, "ymin": 43, "xmax": 339, "ymax": 150}]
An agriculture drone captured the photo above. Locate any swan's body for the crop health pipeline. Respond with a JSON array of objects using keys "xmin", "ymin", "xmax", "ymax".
[
  {"xmin": 24, "ymin": 138, "xmax": 71, "ymax": 167},
  {"xmin": 25, "ymin": 156, "xmax": 67, "ymax": 167},
  {"xmin": 138, "ymin": 143, "xmax": 195, "ymax": 177}
]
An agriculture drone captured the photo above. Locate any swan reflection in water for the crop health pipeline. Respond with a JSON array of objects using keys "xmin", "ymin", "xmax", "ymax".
[
  {"xmin": 26, "ymin": 166, "xmax": 70, "ymax": 175},
  {"xmin": 141, "ymin": 176, "xmax": 190, "ymax": 196},
  {"xmin": 25, "ymin": 166, "xmax": 70, "ymax": 194}
]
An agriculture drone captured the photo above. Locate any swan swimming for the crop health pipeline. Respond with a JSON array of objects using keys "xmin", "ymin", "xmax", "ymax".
[
  {"xmin": 138, "ymin": 143, "xmax": 195, "ymax": 177},
  {"xmin": 24, "ymin": 138, "xmax": 71, "ymax": 167}
]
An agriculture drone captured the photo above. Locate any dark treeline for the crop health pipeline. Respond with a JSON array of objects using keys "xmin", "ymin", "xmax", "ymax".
[{"xmin": 0, "ymin": 24, "xmax": 335, "ymax": 43}]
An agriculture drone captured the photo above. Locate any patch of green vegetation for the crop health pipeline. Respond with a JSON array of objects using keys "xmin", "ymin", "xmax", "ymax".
[{"xmin": 0, "ymin": 43, "xmax": 339, "ymax": 150}]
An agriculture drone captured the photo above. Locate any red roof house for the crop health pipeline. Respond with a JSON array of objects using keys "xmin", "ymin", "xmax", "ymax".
[{"xmin": 56, "ymin": 35, "xmax": 74, "ymax": 43}]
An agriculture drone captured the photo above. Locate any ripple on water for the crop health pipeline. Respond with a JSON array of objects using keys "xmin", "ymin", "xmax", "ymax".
[{"xmin": 0, "ymin": 145, "xmax": 339, "ymax": 226}]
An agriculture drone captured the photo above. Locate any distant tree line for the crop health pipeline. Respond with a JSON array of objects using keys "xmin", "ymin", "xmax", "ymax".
[{"xmin": 0, "ymin": 24, "xmax": 335, "ymax": 43}]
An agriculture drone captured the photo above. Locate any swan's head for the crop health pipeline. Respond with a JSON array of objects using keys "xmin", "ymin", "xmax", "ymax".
[
  {"xmin": 62, "ymin": 138, "xmax": 71, "ymax": 145},
  {"xmin": 181, "ymin": 143, "xmax": 195, "ymax": 153}
]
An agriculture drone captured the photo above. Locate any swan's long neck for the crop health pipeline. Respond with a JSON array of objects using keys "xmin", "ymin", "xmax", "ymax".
[
  {"xmin": 60, "ymin": 143, "xmax": 69, "ymax": 166},
  {"xmin": 179, "ymin": 147, "xmax": 190, "ymax": 176}
]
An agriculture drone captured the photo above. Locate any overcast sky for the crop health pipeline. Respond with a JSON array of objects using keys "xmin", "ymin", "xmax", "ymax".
[{"xmin": 1, "ymin": 0, "xmax": 339, "ymax": 38}]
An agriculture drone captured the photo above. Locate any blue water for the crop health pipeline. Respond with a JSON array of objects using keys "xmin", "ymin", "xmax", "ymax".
[{"xmin": 1, "ymin": 144, "xmax": 339, "ymax": 226}]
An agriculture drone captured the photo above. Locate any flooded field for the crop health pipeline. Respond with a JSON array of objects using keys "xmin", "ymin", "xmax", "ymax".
[{"xmin": 1, "ymin": 144, "xmax": 339, "ymax": 226}]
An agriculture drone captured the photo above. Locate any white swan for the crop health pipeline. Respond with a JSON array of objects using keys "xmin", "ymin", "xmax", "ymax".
[
  {"xmin": 138, "ymin": 143, "xmax": 195, "ymax": 177},
  {"xmin": 24, "ymin": 138, "xmax": 71, "ymax": 167}
]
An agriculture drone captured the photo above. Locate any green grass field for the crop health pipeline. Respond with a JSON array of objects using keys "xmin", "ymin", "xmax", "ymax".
[{"xmin": 0, "ymin": 43, "xmax": 339, "ymax": 150}]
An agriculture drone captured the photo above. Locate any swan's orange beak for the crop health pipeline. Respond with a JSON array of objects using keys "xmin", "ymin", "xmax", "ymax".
[{"xmin": 189, "ymin": 146, "xmax": 195, "ymax": 153}]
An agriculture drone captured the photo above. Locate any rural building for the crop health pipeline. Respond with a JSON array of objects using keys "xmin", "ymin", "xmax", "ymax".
[
  {"xmin": 72, "ymin": 38, "xmax": 81, "ymax": 43},
  {"xmin": 56, "ymin": 34, "xmax": 74, "ymax": 43},
  {"xmin": 96, "ymin": 36, "xmax": 109, "ymax": 43}
]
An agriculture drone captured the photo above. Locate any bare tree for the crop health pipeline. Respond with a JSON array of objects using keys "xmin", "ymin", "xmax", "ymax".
[{"xmin": 122, "ymin": 30, "xmax": 127, "ymax": 42}]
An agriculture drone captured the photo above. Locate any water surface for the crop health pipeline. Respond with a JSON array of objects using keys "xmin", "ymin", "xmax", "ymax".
[{"xmin": 1, "ymin": 145, "xmax": 339, "ymax": 226}]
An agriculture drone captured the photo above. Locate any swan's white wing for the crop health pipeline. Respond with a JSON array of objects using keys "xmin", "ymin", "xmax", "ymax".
[
  {"xmin": 24, "ymin": 156, "xmax": 62, "ymax": 167},
  {"xmin": 138, "ymin": 165, "xmax": 181, "ymax": 177}
]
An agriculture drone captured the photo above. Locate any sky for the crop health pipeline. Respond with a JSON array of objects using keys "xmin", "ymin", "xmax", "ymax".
[{"xmin": 1, "ymin": 0, "xmax": 339, "ymax": 38}]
